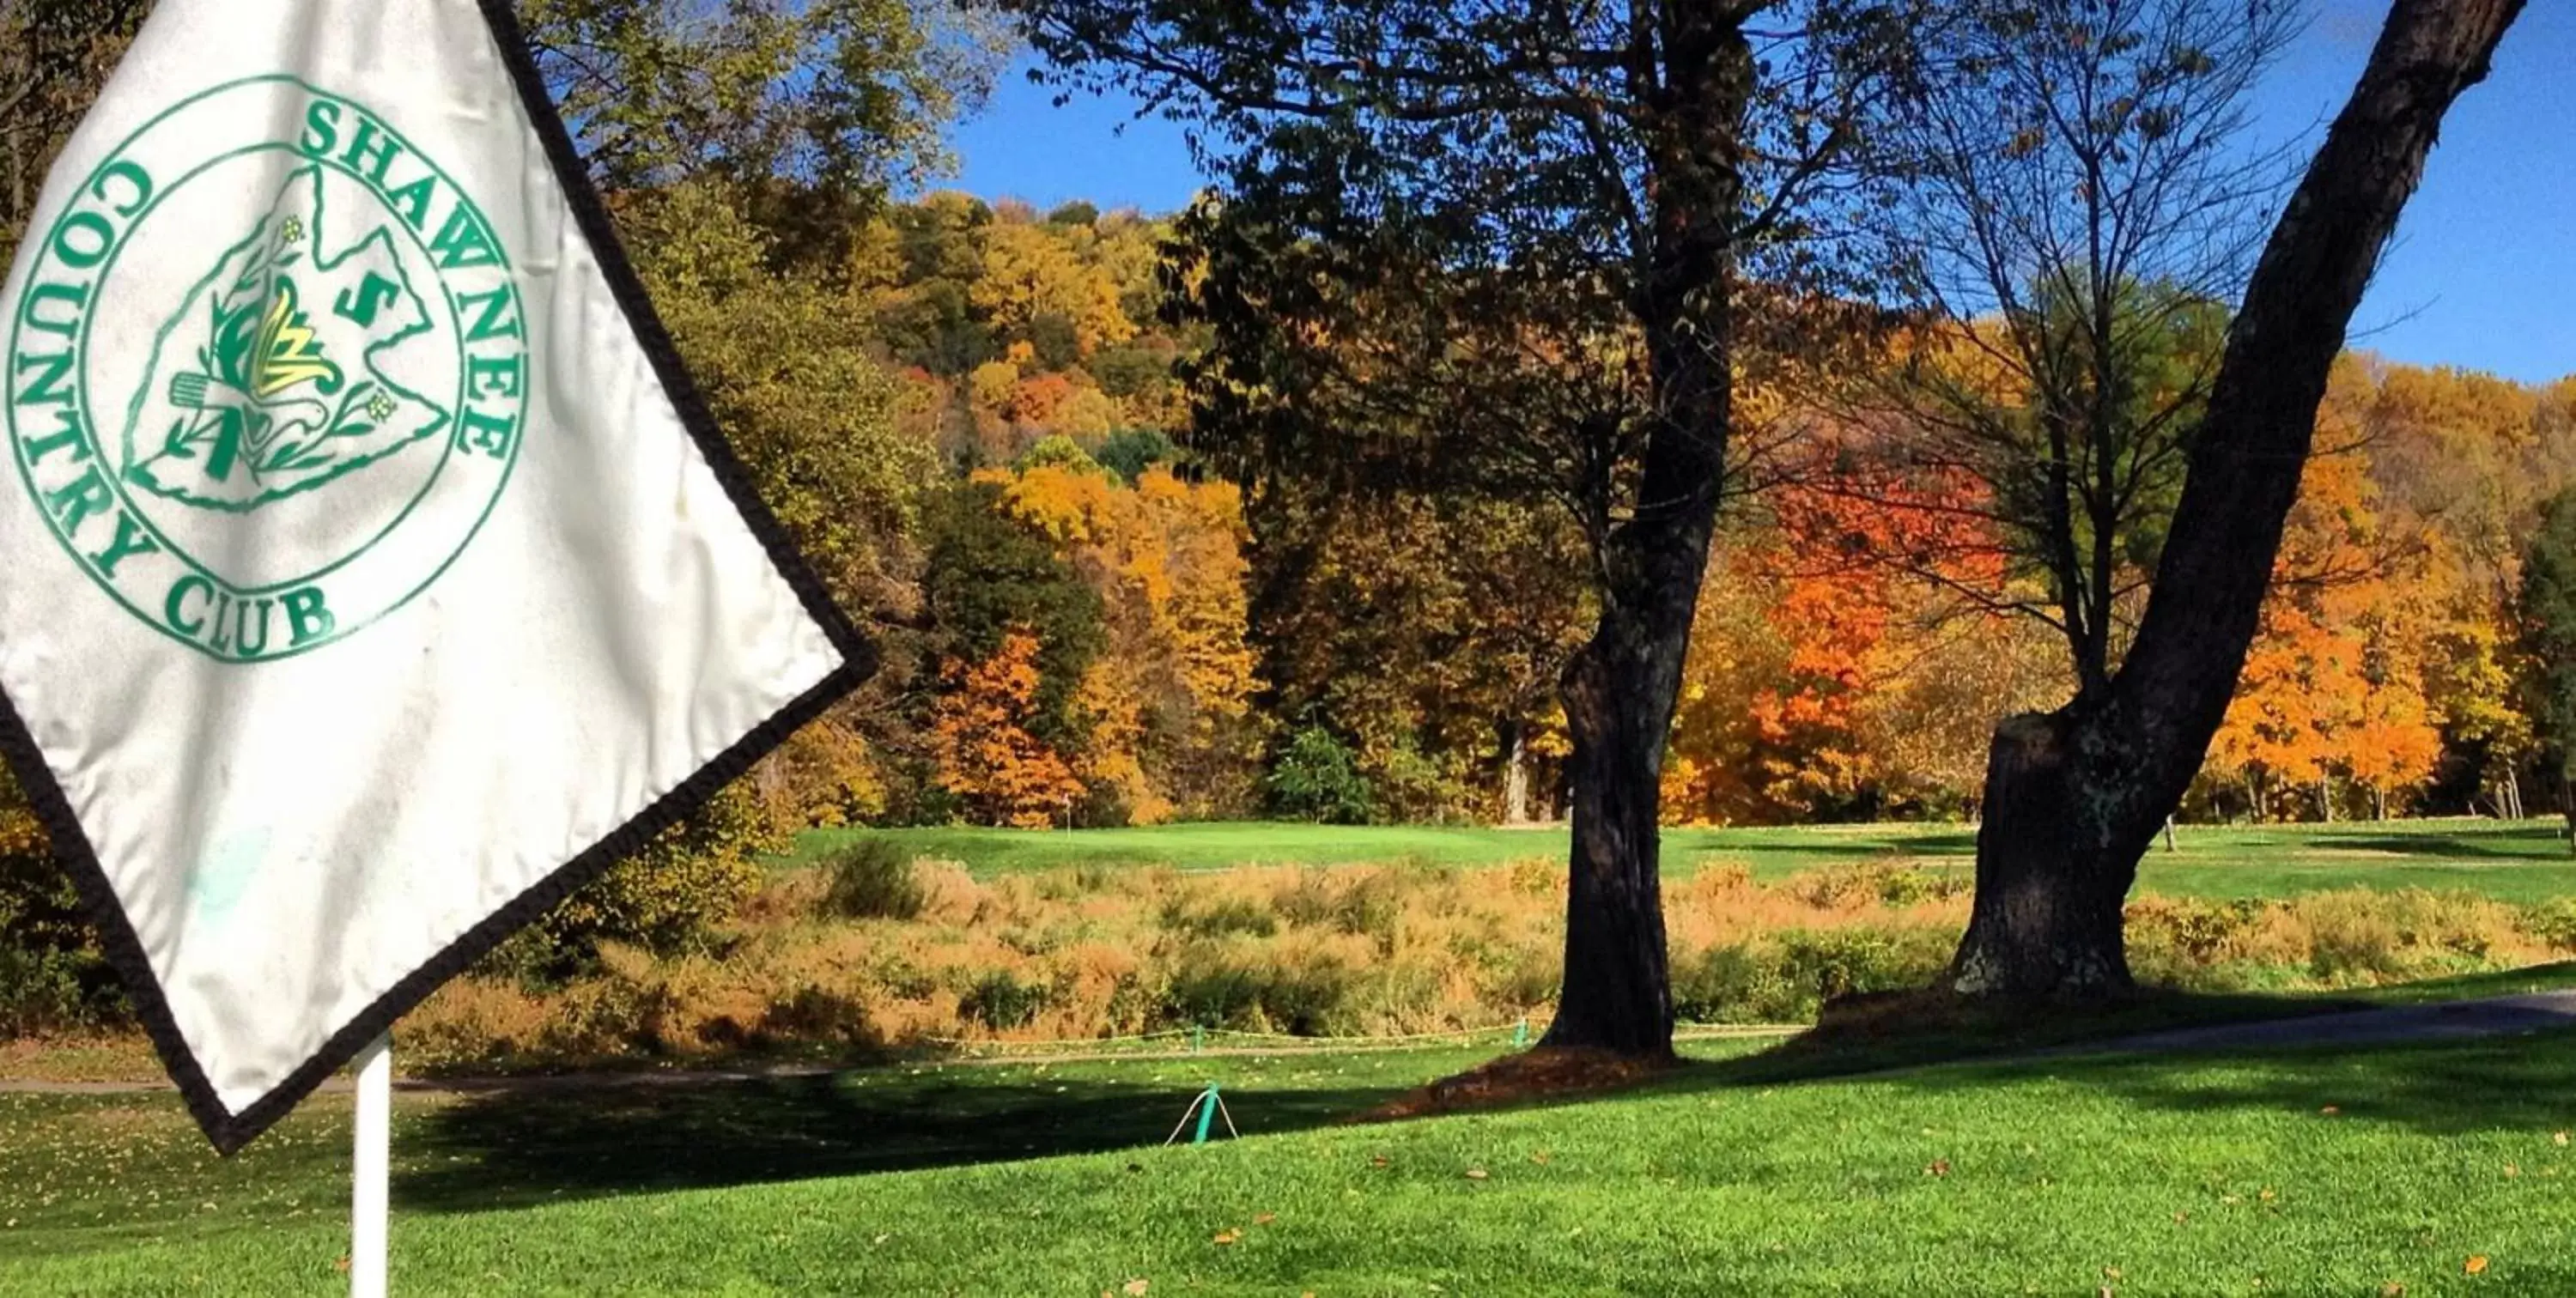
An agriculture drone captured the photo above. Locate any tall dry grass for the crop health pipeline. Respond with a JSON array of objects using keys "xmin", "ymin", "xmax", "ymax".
[{"xmin": 398, "ymin": 853, "xmax": 2576, "ymax": 1072}]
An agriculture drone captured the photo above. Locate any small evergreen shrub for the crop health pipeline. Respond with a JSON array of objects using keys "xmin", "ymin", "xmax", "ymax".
[{"xmin": 819, "ymin": 839, "xmax": 927, "ymax": 920}]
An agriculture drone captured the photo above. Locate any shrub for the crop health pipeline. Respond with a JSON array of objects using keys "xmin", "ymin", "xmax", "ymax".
[
  {"xmin": 2519, "ymin": 899, "xmax": 2576, "ymax": 952},
  {"xmin": 0, "ymin": 945, "xmax": 100, "ymax": 1038},
  {"xmin": 1160, "ymin": 893, "xmax": 1279, "ymax": 938},
  {"xmin": 0, "ymin": 794, "xmax": 124, "ymax": 1034},
  {"xmin": 1775, "ymin": 927, "xmax": 1953, "ymax": 1010},
  {"xmin": 1791, "ymin": 861, "xmax": 1966, "ymax": 909},
  {"xmin": 1163, "ymin": 945, "xmax": 1267, "ymax": 1028},
  {"xmin": 1253, "ymin": 949, "xmax": 1353, "ymax": 1034},
  {"xmin": 755, "ymin": 984, "xmax": 877, "ymax": 1048},
  {"xmin": 1672, "ymin": 941, "xmax": 1801, "ymax": 1023},
  {"xmin": 818, "ymin": 839, "xmax": 926, "ymax": 920},
  {"xmin": 1269, "ymin": 870, "xmax": 1337, "ymax": 928},
  {"xmin": 1266, "ymin": 726, "xmax": 1375, "ymax": 824},
  {"xmin": 2289, "ymin": 889, "xmax": 2505, "ymax": 984},
  {"xmin": 2129, "ymin": 897, "xmax": 2271, "ymax": 963},
  {"xmin": 960, "ymin": 970, "xmax": 1052, "ymax": 1029},
  {"xmin": 1331, "ymin": 871, "xmax": 1408, "ymax": 952},
  {"xmin": 514, "ymin": 782, "xmax": 778, "ymax": 979}
]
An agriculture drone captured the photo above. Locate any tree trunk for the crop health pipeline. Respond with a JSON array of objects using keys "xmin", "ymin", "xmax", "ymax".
[
  {"xmin": 1953, "ymin": 713, "xmax": 2138, "ymax": 997},
  {"xmin": 2506, "ymin": 765, "xmax": 2525, "ymax": 821},
  {"xmin": 2162, "ymin": 815, "xmax": 2177, "ymax": 853},
  {"xmin": 2561, "ymin": 773, "xmax": 2573, "ymax": 855},
  {"xmin": 1952, "ymin": 0, "xmax": 2523, "ymax": 998},
  {"xmin": 1503, "ymin": 725, "xmax": 1531, "ymax": 826},
  {"xmin": 1541, "ymin": 3, "xmax": 1748, "ymax": 1056},
  {"xmin": 2318, "ymin": 775, "xmax": 2336, "ymax": 824}
]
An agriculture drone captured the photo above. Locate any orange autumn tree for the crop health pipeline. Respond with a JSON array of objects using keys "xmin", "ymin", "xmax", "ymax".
[
  {"xmin": 1663, "ymin": 537, "xmax": 1876, "ymax": 824},
  {"xmin": 2209, "ymin": 368, "xmax": 2445, "ymax": 820},
  {"xmin": 929, "ymin": 628, "xmax": 1087, "ymax": 828},
  {"xmin": 1663, "ymin": 456, "xmax": 2032, "ymax": 823}
]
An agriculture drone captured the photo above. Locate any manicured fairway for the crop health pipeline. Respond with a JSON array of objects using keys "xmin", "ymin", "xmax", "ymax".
[
  {"xmin": 805, "ymin": 817, "xmax": 2576, "ymax": 903},
  {"xmin": 10, "ymin": 1000, "xmax": 2576, "ymax": 1295}
]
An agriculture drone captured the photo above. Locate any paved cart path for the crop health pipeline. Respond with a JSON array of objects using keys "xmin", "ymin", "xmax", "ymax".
[{"xmin": 2063, "ymin": 989, "xmax": 2576, "ymax": 1057}]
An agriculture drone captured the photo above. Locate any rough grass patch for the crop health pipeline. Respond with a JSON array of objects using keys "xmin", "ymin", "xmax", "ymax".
[{"xmin": 817, "ymin": 840, "xmax": 927, "ymax": 920}]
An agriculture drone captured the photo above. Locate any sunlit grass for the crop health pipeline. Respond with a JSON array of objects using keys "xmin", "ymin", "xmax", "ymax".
[
  {"xmin": 802, "ymin": 816, "xmax": 2576, "ymax": 903},
  {"xmin": 9, "ymin": 1023, "xmax": 2576, "ymax": 1295}
]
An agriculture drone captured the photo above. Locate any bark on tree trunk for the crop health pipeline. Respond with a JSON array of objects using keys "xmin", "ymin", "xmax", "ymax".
[
  {"xmin": 1540, "ymin": 3, "xmax": 1748, "ymax": 1056},
  {"xmin": 1951, "ymin": 0, "xmax": 2523, "ymax": 998},
  {"xmin": 1952, "ymin": 713, "xmax": 2137, "ymax": 997},
  {"xmin": 2318, "ymin": 775, "xmax": 2336, "ymax": 824},
  {"xmin": 1552, "ymin": 637, "xmax": 1687, "ymax": 1052},
  {"xmin": 1504, "ymin": 726, "xmax": 1531, "ymax": 827},
  {"xmin": 2506, "ymin": 765, "xmax": 2525, "ymax": 821}
]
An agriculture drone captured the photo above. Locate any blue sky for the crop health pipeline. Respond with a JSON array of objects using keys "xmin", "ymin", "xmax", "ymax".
[{"xmin": 940, "ymin": 1, "xmax": 2573, "ymax": 385}]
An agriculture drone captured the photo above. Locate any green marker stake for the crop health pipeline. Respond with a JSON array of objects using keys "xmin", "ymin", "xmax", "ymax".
[
  {"xmin": 1192, "ymin": 1024, "xmax": 1205, "ymax": 1053},
  {"xmin": 1513, "ymin": 1017, "xmax": 1530, "ymax": 1049},
  {"xmin": 1194, "ymin": 1084, "xmax": 1220, "ymax": 1145}
]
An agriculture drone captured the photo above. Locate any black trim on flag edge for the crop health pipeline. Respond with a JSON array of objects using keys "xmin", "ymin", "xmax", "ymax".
[{"xmin": 0, "ymin": 0, "xmax": 880, "ymax": 1155}]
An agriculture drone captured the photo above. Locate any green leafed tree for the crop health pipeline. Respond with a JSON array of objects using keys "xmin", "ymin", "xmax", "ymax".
[
  {"xmin": 2520, "ymin": 488, "xmax": 2576, "ymax": 852},
  {"xmin": 1012, "ymin": 0, "xmax": 1922, "ymax": 1053},
  {"xmin": 519, "ymin": 0, "xmax": 1009, "ymax": 264}
]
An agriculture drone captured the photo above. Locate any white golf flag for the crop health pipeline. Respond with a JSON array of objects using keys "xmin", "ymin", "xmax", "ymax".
[{"xmin": 0, "ymin": 0, "xmax": 871, "ymax": 1150}]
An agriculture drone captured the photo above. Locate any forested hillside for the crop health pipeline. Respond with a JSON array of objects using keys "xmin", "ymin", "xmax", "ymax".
[{"xmin": 8, "ymin": 176, "xmax": 2575, "ymax": 837}]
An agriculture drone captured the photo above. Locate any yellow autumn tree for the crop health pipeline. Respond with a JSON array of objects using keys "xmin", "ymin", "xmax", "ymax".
[
  {"xmin": 930, "ymin": 629, "xmax": 1086, "ymax": 828},
  {"xmin": 988, "ymin": 459, "xmax": 1262, "ymax": 818},
  {"xmin": 973, "ymin": 219, "xmax": 1135, "ymax": 357}
]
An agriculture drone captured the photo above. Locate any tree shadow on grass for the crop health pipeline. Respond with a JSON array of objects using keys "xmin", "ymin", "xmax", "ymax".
[
  {"xmin": 397, "ymin": 980, "xmax": 2576, "ymax": 1215},
  {"xmin": 1373, "ymin": 983, "xmax": 2576, "ymax": 1140},
  {"xmin": 2008, "ymin": 1030, "xmax": 2576, "ymax": 1137},
  {"xmin": 396, "ymin": 1068, "xmax": 1404, "ymax": 1215},
  {"xmin": 1654, "ymin": 987, "xmax": 2576, "ymax": 1141},
  {"xmin": 2302, "ymin": 825, "xmax": 2569, "ymax": 861}
]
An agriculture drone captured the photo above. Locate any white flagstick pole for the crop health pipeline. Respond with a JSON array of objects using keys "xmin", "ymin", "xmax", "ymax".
[{"xmin": 350, "ymin": 1033, "xmax": 392, "ymax": 1298}]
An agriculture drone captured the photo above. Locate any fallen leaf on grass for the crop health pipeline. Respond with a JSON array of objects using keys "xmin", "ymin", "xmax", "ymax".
[
  {"xmin": 1123, "ymin": 1280, "xmax": 1151, "ymax": 1296},
  {"xmin": 2466, "ymin": 1256, "xmax": 2489, "ymax": 1276},
  {"xmin": 1254, "ymin": 1213, "xmax": 1277, "ymax": 1226},
  {"xmin": 2555, "ymin": 1132, "xmax": 2569, "ymax": 1147},
  {"xmin": 1925, "ymin": 1159, "xmax": 1952, "ymax": 1178},
  {"xmin": 2505, "ymin": 1165, "xmax": 2520, "ymax": 1179},
  {"xmin": 2320, "ymin": 1106, "xmax": 2340, "ymax": 1116},
  {"xmin": 1464, "ymin": 1168, "xmax": 1489, "ymax": 1181},
  {"xmin": 1370, "ymin": 1155, "xmax": 1390, "ymax": 1169},
  {"xmin": 2381, "ymin": 1283, "xmax": 2406, "ymax": 1297},
  {"xmin": 1212, "ymin": 1228, "xmax": 1242, "ymax": 1246}
]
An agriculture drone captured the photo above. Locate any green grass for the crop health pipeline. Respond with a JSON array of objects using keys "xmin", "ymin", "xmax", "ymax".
[
  {"xmin": 12, "ymin": 1004, "xmax": 2576, "ymax": 1295},
  {"xmin": 804, "ymin": 816, "xmax": 2576, "ymax": 903}
]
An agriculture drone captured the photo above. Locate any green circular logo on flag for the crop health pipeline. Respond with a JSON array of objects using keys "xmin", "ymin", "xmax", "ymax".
[{"xmin": 6, "ymin": 76, "xmax": 526, "ymax": 663}]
